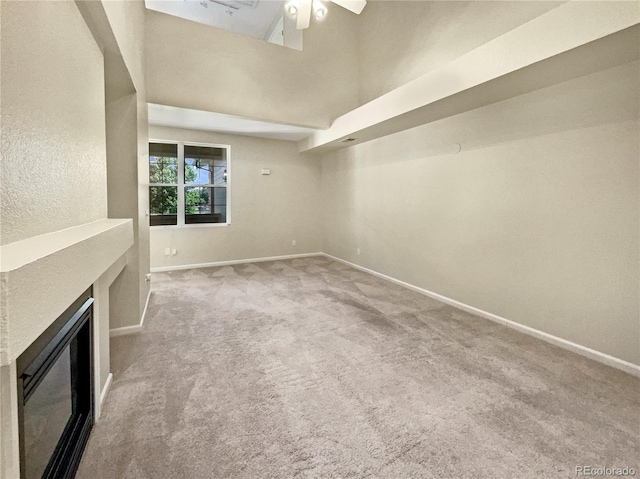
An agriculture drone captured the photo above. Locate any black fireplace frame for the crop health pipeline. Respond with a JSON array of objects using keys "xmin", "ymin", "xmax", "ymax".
[{"xmin": 16, "ymin": 288, "xmax": 94, "ymax": 479}]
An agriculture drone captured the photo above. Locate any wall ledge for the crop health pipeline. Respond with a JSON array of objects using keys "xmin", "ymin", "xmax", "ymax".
[
  {"xmin": 300, "ymin": 3, "xmax": 639, "ymax": 154},
  {"xmin": 0, "ymin": 219, "xmax": 134, "ymax": 366}
]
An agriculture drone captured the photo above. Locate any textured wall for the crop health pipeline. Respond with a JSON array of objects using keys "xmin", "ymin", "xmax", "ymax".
[
  {"xmin": 102, "ymin": 0, "xmax": 151, "ymax": 329},
  {"xmin": 0, "ymin": 1, "xmax": 107, "ymax": 245},
  {"xmin": 145, "ymin": 9, "xmax": 359, "ymax": 129},
  {"xmin": 356, "ymin": 1, "xmax": 561, "ymax": 105},
  {"xmin": 105, "ymin": 90, "xmax": 148, "ymax": 330},
  {"xmin": 321, "ymin": 62, "xmax": 639, "ymax": 365},
  {"xmin": 136, "ymin": 100, "xmax": 151, "ymax": 320},
  {"xmin": 102, "ymin": 0, "xmax": 147, "ymax": 93},
  {"xmin": 149, "ymin": 126, "xmax": 322, "ymax": 269}
]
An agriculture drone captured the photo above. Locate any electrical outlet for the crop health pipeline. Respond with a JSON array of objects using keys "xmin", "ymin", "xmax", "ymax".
[
  {"xmin": 292, "ymin": 240, "xmax": 296, "ymax": 246},
  {"xmin": 357, "ymin": 248, "xmax": 361, "ymax": 255},
  {"xmin": 164, "ymin": 247, "xmax": 170, "ymax": 256},
  {"xmin": 172, "ymin": 249, "xmax": 177, "ymax": 255}
]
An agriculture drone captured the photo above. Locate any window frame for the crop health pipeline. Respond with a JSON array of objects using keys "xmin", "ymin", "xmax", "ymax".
[{"xmin": 149, "ymin": 140, "xmax": 231, "ymax": 228}]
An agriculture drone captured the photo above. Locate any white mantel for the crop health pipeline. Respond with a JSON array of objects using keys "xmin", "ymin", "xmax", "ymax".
[{"xmin": 0, "ymin": 218, "xmax": 133, "ymax": 365}]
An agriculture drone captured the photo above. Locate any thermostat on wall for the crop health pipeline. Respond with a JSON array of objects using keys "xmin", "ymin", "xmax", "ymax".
[{"xmin": 261, "ymin": 168, "xmax": 271, "ymax": 175}]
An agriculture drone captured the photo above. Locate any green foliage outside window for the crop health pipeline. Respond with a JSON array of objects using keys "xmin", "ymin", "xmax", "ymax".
[
  {"xmin": 185, "ymin": 187, "xmax": 210, "ymax": 214},
  {"xmin": 150, "ymin": 157, "xmax": 207, "ymax": 215}
]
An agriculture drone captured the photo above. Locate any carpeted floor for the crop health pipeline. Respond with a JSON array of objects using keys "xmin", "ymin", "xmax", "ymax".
[{"xmin": 76, "ymin": 256, "xmax": 639, "ymax": 479}]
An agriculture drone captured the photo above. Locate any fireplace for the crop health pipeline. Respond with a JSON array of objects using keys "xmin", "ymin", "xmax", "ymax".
[{"xmin": 16, "ymin": 289, "xmax": 94, "ymax": 479}]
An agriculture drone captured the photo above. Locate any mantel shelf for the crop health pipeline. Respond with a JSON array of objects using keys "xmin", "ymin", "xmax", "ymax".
[
  {"xmin": 1, "ymin": 219, "xmax": 132, "ymax": 272},
  {"xmin": 299, "ymin": 2, "xmax": 639, "ymax": 154},
  {"xmin": 1, "ymin": 218, "xmax": 134, "ymax": 366}
]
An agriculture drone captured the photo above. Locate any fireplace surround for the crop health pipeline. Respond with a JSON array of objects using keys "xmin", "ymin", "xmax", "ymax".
[
  {"xmin": 0, "ymin": 218, "xmax": 134, "ymax": 479},
  {"xmin": 16, "ymin": 289, "xmax": 94, "ymax": 479}
]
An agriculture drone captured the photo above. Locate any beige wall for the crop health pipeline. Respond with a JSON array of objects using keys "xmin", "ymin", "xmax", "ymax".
[
  {"xmin": 149, "ymin": 126, "xmax": 322, "ymax": 268},
  {"xmin": 105, "ymin": 88, "xmax": 149, "ymax": 330},
  {"xmin": 102, "ymin": 0, "xmax": 147, "ymax": 93},
  {"xmin": 0, "ymin": 0, "xmax": 107, "ymax": 245},
  {"xmin": 1, "ymin": 2, "xmax": 113, "ymax": 476},
  {"xmin": 321, "ymin": 62, "xmax": 640, "ymax": 365},
  {"xmin": 100, "ymin": 0, "xmax": 151, "ymax": 329},
  {"xmin": 145, "ymin": 9, "xmax": 358, "ymax": 129},
  {"xmin": 356, "ymin": 1, "xmax": 562, "ymax": 105}
]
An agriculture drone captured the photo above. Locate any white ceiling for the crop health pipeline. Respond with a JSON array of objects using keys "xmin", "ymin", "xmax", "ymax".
[
  {"xmin": 145, "ymin": 0, "xmax": 285, "ymax": 41},
  {"xmin": 148, "ymin": 104, "xmax": 319, "ymax": 141}
]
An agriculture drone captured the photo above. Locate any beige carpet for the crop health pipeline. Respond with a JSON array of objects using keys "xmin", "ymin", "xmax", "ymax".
[{"xmin": 77, "ymin": 256, "xmax": 639, "ymax": 478}]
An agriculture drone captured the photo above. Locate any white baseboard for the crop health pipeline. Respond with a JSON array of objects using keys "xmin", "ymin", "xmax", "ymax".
[
  {"xmin": 109, "ymin": 288, "xmax": 152, "ymax": 337},
  {"xmin": 323, "ymin": 253, "xmax": 640, "ymax": 378},
  {"xmin": 98, "ymin": 372, "xmax": 113, "ymax": 419},
  {"xmin": 140, "ymin": 286, "xmax": 152, "ymax": 329},
  {"xmin": 150, "ymin": 252, "xmax": 324, "ymax": 273}
]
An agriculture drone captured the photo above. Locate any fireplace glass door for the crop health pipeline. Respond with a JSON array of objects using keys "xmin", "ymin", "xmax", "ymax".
[
  {"xmin": 23, "ymin": 345, "xmax": 73, "ymax": 479},
  {"xmin": 17, "ymin": 289, "xmax": 94, "ymax": 479}
]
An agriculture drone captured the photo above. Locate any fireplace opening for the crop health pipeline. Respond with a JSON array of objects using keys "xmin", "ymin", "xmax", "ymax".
[{"xmin": 16, "ymin": 289, "xmax": 94, "ymax": 479}]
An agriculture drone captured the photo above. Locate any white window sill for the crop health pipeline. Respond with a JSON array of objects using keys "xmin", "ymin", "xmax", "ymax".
[{"xmin": 151, "ymin": 223, "xmax": 231, "ymax": 230}]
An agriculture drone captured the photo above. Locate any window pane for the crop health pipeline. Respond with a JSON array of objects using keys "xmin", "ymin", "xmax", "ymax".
[
  {"xmin": 185, "ymin": 158, "xmax": 213, "ymax": 185},
  {"xmin": 213, "ymin": 166, "xmax": 228, "ymax": 184},
  {"xmin": 149, "ymin": 143, "xmax": 178, "ymax": 184},
  {"xmin": 185, "ymin": 186, "xmax": 227, "ymax": 224},
  {"xmin": 149, "ymin": 186, "xmax": 178, "ymax": 226},
  {"xmin": 184, "ymin": 145, "xmax": 226, "ymax": 185},
  {"xmin": 213, "ymin": 187, "xmax": 227, "ymax": 206},
  {"xmin": 213, "ymin": 206, "xmax": 227, "ymax": 223},
  {"xmin": 185, "ymin": 186, "xmax": 210, "ymax": 214}
]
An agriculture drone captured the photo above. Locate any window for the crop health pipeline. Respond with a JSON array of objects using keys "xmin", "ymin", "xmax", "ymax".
[{"xmin": 149, "ymin": 142, "xmax": 229, "ymax": 227}]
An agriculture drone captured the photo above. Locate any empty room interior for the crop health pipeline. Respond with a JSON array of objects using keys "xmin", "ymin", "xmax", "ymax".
[{"xmin": 1, "ymin": 0, "xmax": 639, "ymax": 478}]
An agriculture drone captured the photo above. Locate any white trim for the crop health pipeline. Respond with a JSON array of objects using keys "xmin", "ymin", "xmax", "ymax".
[
  {"xmin": 150, "ymin": 252, "xmax": 324, "ymax": 273},
  {"xmin": 323, "ymin": 253, "xmax": 640, "ymax": 378},
  {"xmin": 109, "ymin": 288, "xmax": 152, "ymax": 337},
  {"xmin": 140, "ymin": 286, "xmax": 152, "ymax": 329},
  {"xmin": 99, "ymin": 373, "xmax": 113, "ymax": 413},
  {"xmin": 109, "ymin": 324, "xmax": 143, "ymax": 337},
  {"xmin": 177, "ymin": 140, "xmax": 185, "ymax": 227},
  {"xmin": 152, "ymin": 222, "xmax": 231, "ymax": 230}
]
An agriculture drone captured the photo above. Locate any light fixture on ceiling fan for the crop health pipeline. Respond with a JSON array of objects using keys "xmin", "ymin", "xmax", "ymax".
[{"xmin": 285, "ymin": 0, "xmax": 366, "ymax": 29}]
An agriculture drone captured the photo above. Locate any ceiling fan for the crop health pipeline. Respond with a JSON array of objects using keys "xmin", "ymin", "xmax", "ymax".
[{"xmin": 285, "ymin": 0, "xmax": 366, "ymax": 29}]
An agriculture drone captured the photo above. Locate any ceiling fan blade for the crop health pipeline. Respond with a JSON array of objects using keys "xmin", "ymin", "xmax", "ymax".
[
  {"xmin": 330, "ymin": 0, "xmax": 366, "ymax": 15},
  {"xmin": 297, "ymin": 0, "xmax": 312, "ymax": 29}
]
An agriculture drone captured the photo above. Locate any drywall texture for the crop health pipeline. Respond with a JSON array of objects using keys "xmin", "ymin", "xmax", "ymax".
[
  {"xmin": 0, "ymin": 0, "xmax": 107, "ymax": 245},
  {"xmin": 102, "ymin": 0, "xmax": 147, "ymax": 93},
  {"xmin": 356, "ymin": 1, "xmax": 562, "ymax": 105},
  {"xmin": 0, "ymin": 363, "xmax": 19, "ymax": 479},
  {"xmin": 321, "ymin": 62, "xmax": 640, "ymax": 365},
  {"xmin": 149, "ymin": 126, "xmax": 322, "ymax": 268},
  {"xmin": 136, "ymin": 101, "xmax": 151, "ymax": 320},
  {"xmin": 145, "ymin": 9, "xmax": 358, "ymax": 129},
  {"xmin": 105, "ymin": 90, "xmax": 149, "ymax": 330},
  {"xmin": 100, "ymin": 0, "xmax": 151, "ymax": 329}
]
